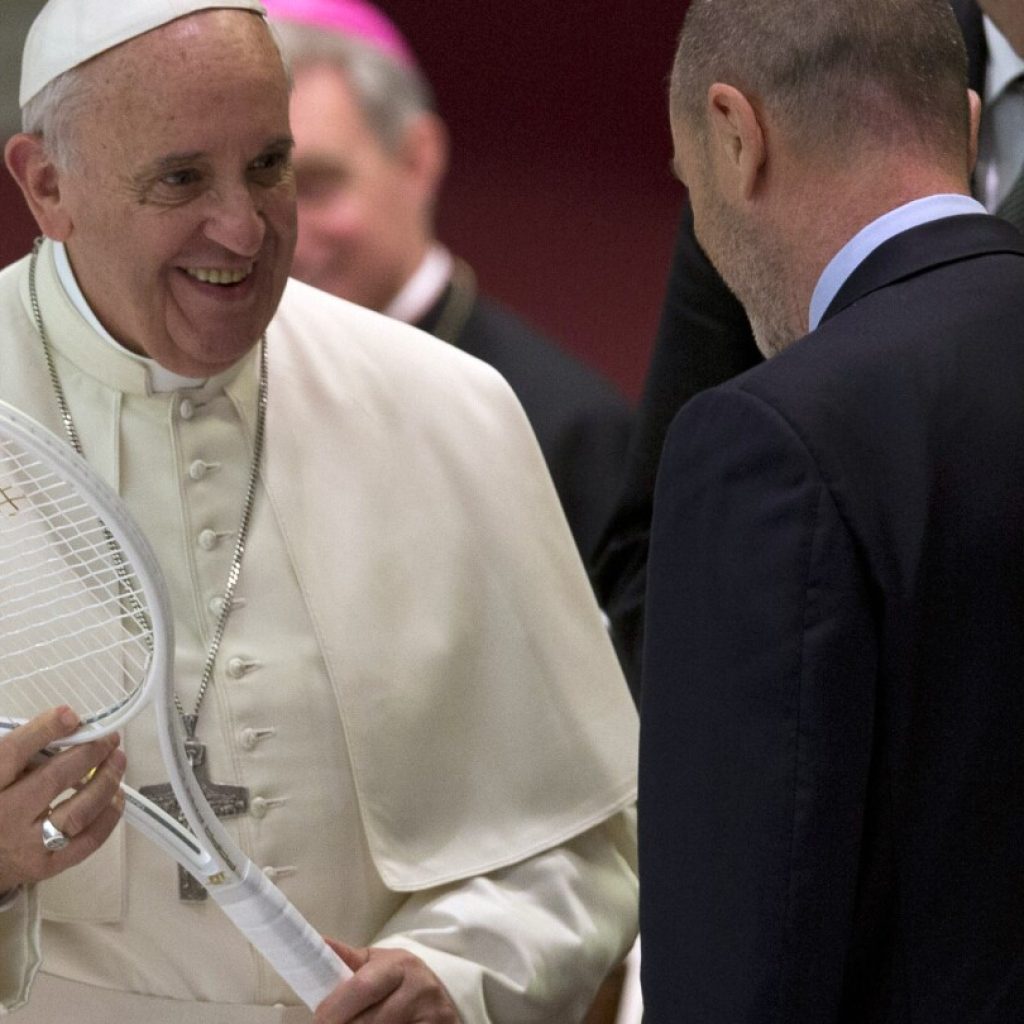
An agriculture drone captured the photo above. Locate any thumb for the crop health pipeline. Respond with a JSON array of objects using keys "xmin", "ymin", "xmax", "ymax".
[{"xmin": 325, "ymin": 937, "xmax": 370, "ymax": 972}]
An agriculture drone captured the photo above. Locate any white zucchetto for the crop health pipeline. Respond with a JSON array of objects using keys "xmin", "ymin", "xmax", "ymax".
[{"xmin": 20, "ymin": 0, "xmax": 268, "ymax": 107}]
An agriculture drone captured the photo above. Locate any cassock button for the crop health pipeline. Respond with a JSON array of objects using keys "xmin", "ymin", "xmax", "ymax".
[
  {"xmin": 250, "ymin": 797, "xmax": 269, "ymax": 819},
  {"xmin": 198, "ymin": 529, "xmax": 219, "ymax": 551},
  {"xmin": 240, "ymin": 728, "xmax": 259, "ymax": 750},
  {"xmin": 179, "ymin": 398, "xmax": 196, "ymax": 420},
  {"xmin": 188, "ymin": 460, "xmax": 209, "ymax": 481},
  {"xmin": 209, "ymin": 596, "xmax": 227, "ymax": 616},
  {"xmin": 227, "ymin": 657, "xmax": 251, "ymax": 679}
]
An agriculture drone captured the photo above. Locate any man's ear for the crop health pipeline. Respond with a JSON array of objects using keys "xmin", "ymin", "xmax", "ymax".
[
  {"xmin": 3, "ymin": 133, "xmax": 74, "ymax": 241},
  {"xmin": 966, "ymin": 88, "xmax": 982, "ymax": 178},
  {"xmin": 396, "ymin": 111, "xmax": 449, "ymax": 209},
  {"xmin": 706, "ymin": 82, "xmax": 766, "ymax": 201}
]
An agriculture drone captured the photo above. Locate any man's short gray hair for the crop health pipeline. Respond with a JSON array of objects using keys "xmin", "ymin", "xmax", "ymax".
[
  {"xmin": 271, "ymin": 20, "xmax": 435, "ymax": 154},
  {"xmin": 671, "ymin": 0, "xmax": 970, "ymax": 163}
]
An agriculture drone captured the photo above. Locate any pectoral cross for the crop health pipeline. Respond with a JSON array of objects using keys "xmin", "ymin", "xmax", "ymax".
[{"xmin": 138, "ymin": 716, "xmax": 249, "ymax": 901}]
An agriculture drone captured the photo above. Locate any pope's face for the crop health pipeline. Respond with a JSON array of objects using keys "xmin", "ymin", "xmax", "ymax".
[
  {"xmin": 288, "ymin": 62, "xmax": 427, "ymax": 311},
  {"xmin": 56, "ymin": 11, "xmax": 297, "ymax": 376}
]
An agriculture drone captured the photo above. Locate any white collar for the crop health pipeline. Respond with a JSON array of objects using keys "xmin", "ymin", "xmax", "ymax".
[
  {"xmin": 53, "ymin": 241, "xmax": 208, "ymax": 393},
  {"xmin": 984, "ymin": 15, "xmax": 1024, "ymax": 104},
  {"xmin": 383, "ymin": 244, "xmax": 453, "ymax": 325}
]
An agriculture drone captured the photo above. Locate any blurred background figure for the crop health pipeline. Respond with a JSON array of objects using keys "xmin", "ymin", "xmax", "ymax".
[{"xmin": 264, "ymin": 0, "xmax": 634, "ymax": 566}]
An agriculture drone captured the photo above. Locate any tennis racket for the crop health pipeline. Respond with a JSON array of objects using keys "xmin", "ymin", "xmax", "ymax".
[{"xmin": 0, "ymin": 398, "xmax": 350, "ymax": 1010}]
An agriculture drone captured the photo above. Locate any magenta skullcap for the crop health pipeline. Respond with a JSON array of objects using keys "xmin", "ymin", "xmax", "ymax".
[{"xmin": 262, "ymin": 0, "xmax": 417, "ymax": 67}]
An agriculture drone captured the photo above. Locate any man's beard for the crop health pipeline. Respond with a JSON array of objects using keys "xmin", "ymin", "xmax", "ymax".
[{"xmin": 696, "ymin": 196, "xmax": 806, "ymax": 359}]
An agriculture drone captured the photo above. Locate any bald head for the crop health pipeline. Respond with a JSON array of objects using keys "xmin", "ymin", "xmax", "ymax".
[{"xmin": 671, "ymin": 0, "xmax": 971, "ymax": 173}]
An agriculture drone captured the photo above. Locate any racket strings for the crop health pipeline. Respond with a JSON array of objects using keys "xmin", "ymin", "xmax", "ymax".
[{"xmin": 0, "ymin": 440, "xmax": 154, "ymax": 722}]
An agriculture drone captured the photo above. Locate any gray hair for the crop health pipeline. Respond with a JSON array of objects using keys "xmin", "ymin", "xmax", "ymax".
[
  {"xmin": 21, "ymin": 63, "xmax": 96, "ymax": 170},
  {"xmin": 271, "ymin": 19, "xmax": 434, "ymax": 153},
  {"xmin": 671, "ymin": 0, "xmax": 970, "ymax": 164}
]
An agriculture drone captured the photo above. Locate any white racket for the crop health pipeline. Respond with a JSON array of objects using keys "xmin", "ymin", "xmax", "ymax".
[{"xmin": 0, "ymin": 398, "xmax": 350, "ymax": 1010}]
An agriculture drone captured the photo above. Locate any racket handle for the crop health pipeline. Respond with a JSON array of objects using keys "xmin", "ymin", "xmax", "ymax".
[{"xmin": 208, "ymin": 860, "xmax": 352, "ymax": 1011}]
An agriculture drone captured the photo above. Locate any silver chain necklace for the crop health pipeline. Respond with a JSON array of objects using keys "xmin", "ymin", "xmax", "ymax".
[{"xmin": 27, "ymin": 237, "xmax": 267, "ymax": 735}]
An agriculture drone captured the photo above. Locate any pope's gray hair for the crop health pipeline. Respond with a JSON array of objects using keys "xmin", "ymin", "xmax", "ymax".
[
  {"xmin": 20, "ymin": 64, "xmax": 95, "ymax": 170},
  {"xmin": 271, "ymin": 19, "xmax": 434, "ymax": 154}
]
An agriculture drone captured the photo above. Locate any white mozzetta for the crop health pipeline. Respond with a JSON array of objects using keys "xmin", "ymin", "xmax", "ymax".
[{"xmin": 0, "ymin": 240, "xmax": 638, "ymax": 1021}]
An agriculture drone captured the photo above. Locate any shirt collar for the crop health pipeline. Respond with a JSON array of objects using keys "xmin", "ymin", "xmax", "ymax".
[
  {"xmin": 383, "ymin": 244, "xmax": 453, "ymax": 325},
  {"xmin": 53, "ymin": 240, "xmax": 208, "ymax": 393},
  {"xmin": 984, "ymin": 15, "xmax": 1024, "ymax": 103},
  {"xmin": 809, "ymin": 194, "xmax": 986, "ymax": 330}
]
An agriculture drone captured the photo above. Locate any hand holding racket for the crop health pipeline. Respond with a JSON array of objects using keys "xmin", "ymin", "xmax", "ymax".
[
  {"xmin": 0, "ymin": 706, "xmax": 126, "ymax": 892},
  {"xmin": 0, "ymin": 399, "xmax": 350, "ymax": 1010}
]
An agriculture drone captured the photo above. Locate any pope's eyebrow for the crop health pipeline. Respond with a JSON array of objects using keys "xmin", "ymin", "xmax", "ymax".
[
  {"xmin": 264, "ymin": 135, "xmax": 295, "ymax": 153},
  {"xmin": 134, "ymin": 150, "xmax": 207, "ymax": 182}
]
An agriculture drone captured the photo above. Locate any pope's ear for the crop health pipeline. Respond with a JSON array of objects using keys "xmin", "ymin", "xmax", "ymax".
[{"xmin": 4, "ymin": 133, "xmax": 74, "ymax": 241}]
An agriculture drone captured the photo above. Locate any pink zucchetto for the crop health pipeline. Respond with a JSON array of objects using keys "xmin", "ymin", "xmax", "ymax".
[
  {"xmin": 19, "ymin": 0, "xmax": 269, "ymax": 107},
  {"xmin": 261, "ymin": 0, "xmax": 418, "ymax": 68}
]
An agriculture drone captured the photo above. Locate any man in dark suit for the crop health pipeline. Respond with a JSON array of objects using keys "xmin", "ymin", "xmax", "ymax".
[
  {"xmin": 264, "ymin": 0, "xmax": 632, "ymax": 565},
  {"xmin": 640, "ymin": 0, "xmax": 1024, "ymax": 1019},
  {"xmin": 593, "ymin": 0, "xmax": 1021, "ymax": 697}
]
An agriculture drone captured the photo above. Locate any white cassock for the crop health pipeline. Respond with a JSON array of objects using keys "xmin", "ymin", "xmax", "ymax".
[{"xmin": 0, "ymin": 240, "xmax": 638, "ymax": 1023}]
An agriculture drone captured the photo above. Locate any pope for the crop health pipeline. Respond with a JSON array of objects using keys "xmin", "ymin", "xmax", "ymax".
[{"xmin": 0, "ymin": 2, "xmax": 639, "ymax": 1022}]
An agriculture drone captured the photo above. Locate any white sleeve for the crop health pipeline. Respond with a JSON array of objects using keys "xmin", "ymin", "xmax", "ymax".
[
  {"xmin": 373, "ymin": 808, "xmax": 638, "ymax": 1023},
  {"xmin": 0, "ymin": 884, "xmax": 42, "ymax": 1016}
]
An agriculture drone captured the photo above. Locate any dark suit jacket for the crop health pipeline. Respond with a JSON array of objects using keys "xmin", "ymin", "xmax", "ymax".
[
  {"xmin": 592, "ymin": 0, "xmax": 987, "ymax": 698},
  {"xmin": 640, "ymin": 213, "xmax": 1024, "ymax": 1022},
  {"xmin": 419, "ymin": 287, "xmax": 633, "ymax": 565}
]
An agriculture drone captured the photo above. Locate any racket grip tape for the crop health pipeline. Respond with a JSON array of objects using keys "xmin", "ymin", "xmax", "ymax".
[{"xmin": 208, "ymin": 861, "xmax": 352, "ymax": 1010}]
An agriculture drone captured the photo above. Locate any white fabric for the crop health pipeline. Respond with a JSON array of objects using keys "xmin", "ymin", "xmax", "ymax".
[
  {"xmin": 383, "ymin": 244, "xmax": 452, "ymax": 325},
  {"xmin": 20, "ymin": 0, "xmax": 267, "ymax": 106},
  {"xmin": 976, "ymin": 15, "xmax": 1024, "ymax": 211},
  {"xmin": 0, "ymin": 239, "xmax": 638, "ymax": 1020}
]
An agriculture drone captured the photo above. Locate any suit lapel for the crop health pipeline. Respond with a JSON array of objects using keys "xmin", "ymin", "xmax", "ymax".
[{"xmin": 821, "ymin": 214, "xmax": 1024, "ymax": 325}]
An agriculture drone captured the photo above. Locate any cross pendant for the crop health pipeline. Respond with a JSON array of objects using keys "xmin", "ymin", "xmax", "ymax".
[{"xmin": 138, "ymin": 720, "xmax": 249, "ymax": 901}]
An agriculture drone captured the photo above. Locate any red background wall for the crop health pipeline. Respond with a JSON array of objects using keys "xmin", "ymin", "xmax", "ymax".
[{"xmin": 0, "ymin": 3, "xmax": 688, "ymax": 400}]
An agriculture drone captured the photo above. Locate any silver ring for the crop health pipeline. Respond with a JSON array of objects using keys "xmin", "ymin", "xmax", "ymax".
[{"xmin": 41, "ymin": 817, "xmax": 69, "ymax": 852}]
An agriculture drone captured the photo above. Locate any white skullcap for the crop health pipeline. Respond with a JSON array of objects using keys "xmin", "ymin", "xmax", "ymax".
[{"xmin": 20, "ymin": 0, "xmax": 268, "ymax": 107}]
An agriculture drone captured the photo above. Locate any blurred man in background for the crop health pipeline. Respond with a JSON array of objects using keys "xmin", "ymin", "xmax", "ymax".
[{"xmin": 265, "ymin": 0, "xmax": 633, "ymax": 566}]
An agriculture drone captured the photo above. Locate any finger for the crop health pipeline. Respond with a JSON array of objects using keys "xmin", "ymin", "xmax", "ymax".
[
  {"xmin": 313, "ymin": 952, "xmax": 402, "ymax": 1024},
  {"xmin": 326, "ymin": 939, "xmax": 370, "ymax": 972},
  {"xmin": 40, "ymin": 788, "xmax": 125, "ymax": 879},
  {"xmin": 0, "ymin": 707, "xmax": 80, "ymax": 788},
  {"xmin": 19, "ymin": 734, "xmax": 122, "ymax": 809},
  {"xmin": 47, "ymin": 747, "xmax": 127, "ymax": 841}
]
